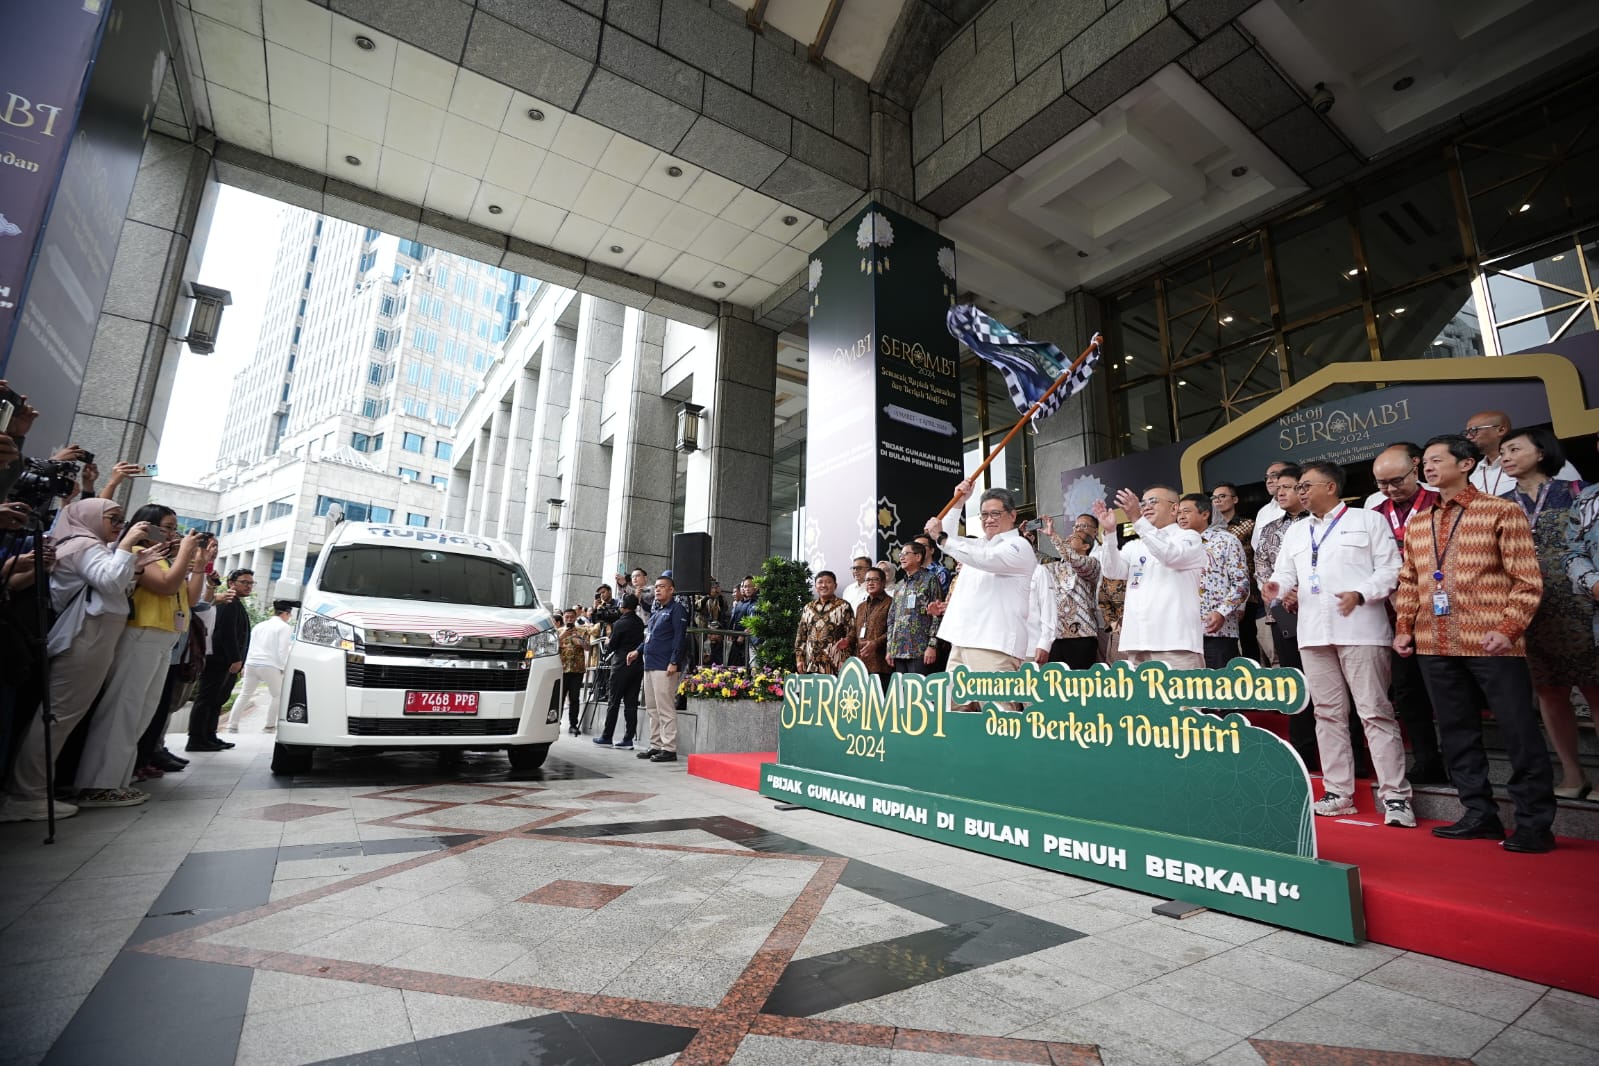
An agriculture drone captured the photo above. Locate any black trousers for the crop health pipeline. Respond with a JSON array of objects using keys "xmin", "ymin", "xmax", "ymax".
[
  {"xmin": 893, "ymin": 657, "xmax": 934, "ymax": 675},
  {"xmin": 1390, "ymin": 648, "xmax": 1444, "ymax": 774},
  {"xmin": 138, "ymin": 665, "xmax": 183, "ymax": 766},
  {"xmin": 188, "ymin": 658, "xmax": 238, "ymax": 743},
  {"xmin": 562, "ymin": 671, "xmax": 583, "ymax": 729},
  {"xmin": 1050, "ymin": 636, "xmax": 1099, "ymax": 669},
  {"xmin": 1203, "ymin": 635, "xmax": 1240, "ymax": 670},
  {"xmin": 1417, "ymin": 654, "xmax": 1555, "ymax": 832},
  {"xmin": 1239, "ymin": 599, "xmax": 1264, "ymax": 664},
  {"xmin": 600, "ymin": 660, "xmax": 642, "ymax": 743},
  {"xmin": 1270, "ymin": 614, "xmax": 1319, "ymax": 771}
]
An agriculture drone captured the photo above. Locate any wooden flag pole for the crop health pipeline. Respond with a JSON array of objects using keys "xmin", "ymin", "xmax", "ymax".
[{"xmin": 936, "ymin": 333, "xmax": 1103, "ymax": 520}]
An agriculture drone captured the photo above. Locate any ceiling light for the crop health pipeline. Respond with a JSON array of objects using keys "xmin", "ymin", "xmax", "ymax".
[
  {"xmin": 1230, "ymin": 165, "xmax": 1249, "ymax": 178},
  {"xmin": 1125, "ymin": 355, "xmax": 1134, "ymax": 361},
  {"xmin": 609, "ymin": 244, "xmax": 623, "ymax": 254},
  {"xmin": 1392, "ymin": 75, "xmax": 1414, "ymax": 91},
  {"xmin": 666, "ymin": 165, "xmax": 683, "ymax": 177},
  {"xmin": 1392, "ymin": 306, "xmax": 1405, "ymax": 315},
  {"xmin": 1220, "ymin": 315, "xmax": 1234, "ymax": 324},
  {"xmin": 782, "ymin": 215, "xmax": 798, "ymax": 226},
  {"xmin": 344, "ymin": 154, "xmax": 361, "ymax": 166},
  {"xmin": 526, "ymin": 108, "xmax": 544, "ymax": 121},
  {"xmin": 1178, "ymin": 379, "xmax": 1188, "ymax": 386},
  {"xmin": 711, "ymin": 280, "xmax": 727, "ymax": 289},
  {"xmin": 1142, "ymin": 424, "xmax": 1153, "ymax": 431},
  {"xmin": 487, "ymin": 204, "xmax": 503, "ymax": 215},
  {"xmin": 354, "ymin": 35, "xmax": 376, "ymax": 51},
  {"xmin": 1518, "ymin": 203, "xmax": 1532, "ymax": 213},
  {"xmin": 1433, "ymin": 339, "xmax": 1446, "ymax": 346},
  {"xmin": 1552, "ymin": 254, "xmax": 1565, "ymax": 261},
  {"xmin": 1345, "ymin": 268, "xmax": 1360, "ymax": 277}
]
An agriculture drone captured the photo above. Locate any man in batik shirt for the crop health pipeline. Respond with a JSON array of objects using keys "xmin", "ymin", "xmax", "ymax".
[
  {"xmin": 1177, "ymin": 493, "xmax": 1250, "ymax": 669},
  {"xmin": 558, "ymin": 608, "xmax": 590, "ymax": 735},
  {"xmin": 887, "ymin": 541, "xmax": 942, "ymax": 674},
  {"xmin": 794, "ymin": 571, "xmax": 854, "ymax": 674}
]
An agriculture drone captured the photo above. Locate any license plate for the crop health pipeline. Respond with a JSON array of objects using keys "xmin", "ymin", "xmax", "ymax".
[{"xmin": 403, "ymin": 691, "xmax": 479, "ymax": 715}]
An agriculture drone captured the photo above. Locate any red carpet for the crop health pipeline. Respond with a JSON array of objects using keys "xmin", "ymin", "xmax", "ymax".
[{"xmin": 690, "ymin": 750, "xmax": 1599, "ymax": 998}]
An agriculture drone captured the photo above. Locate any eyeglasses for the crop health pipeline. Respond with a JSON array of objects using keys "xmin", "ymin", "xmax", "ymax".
[
  {"xmin": 1463, "ymin": 423, "xmax": 1502, "ymax": 436},
  {"xmin": 107, "ymin": 517, "xmax": 126, "ymax": 526},
  {"xmin": 1140, "ymin": 497, "xmax": 1173, "ymax": 507},
  {"xmin": 1295, "ymin": 481, "xmax": 1335, "ymax": 493},
  {"xmin": 1373, "ymin": 473, "xmax": 1415, "ymax": 489},
  {"xmin": 978, "ymin": 509, "xmax": 1007, "ymax": 521},
  {"xmin": 850, "ymin": 564, "xmax": 867, "ymax": 571}
]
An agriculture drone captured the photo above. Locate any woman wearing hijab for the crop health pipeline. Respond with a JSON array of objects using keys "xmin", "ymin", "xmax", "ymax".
[{"xmin": 0, "ymin": 499, "xmax": 156, "ymax": 822}]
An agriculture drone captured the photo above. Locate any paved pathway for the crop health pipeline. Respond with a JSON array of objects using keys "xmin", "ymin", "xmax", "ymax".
[{"xmin": 2, "ymin": 734, "xmax": 1595, "ymax": 1065}]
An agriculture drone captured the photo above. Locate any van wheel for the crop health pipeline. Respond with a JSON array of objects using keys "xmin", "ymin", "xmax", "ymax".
[
  {"xmin": 507, "ymin": 742, "xmax": 551, "ymax": 771},
  {"xmin": 271, "ymin": 743, "xmax": 314, "ymax": 775}
]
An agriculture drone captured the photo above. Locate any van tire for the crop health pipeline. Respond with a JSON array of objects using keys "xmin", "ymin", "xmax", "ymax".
[
  {"xmin": 271, "ymin": 743, "xmax": 314, "ymax": 775},
  {"xmin": 507, "ymin": 742, "xmax": 551, "ymax": 771}
]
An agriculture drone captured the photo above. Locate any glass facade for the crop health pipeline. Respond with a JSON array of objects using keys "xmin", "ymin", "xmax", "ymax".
[{"xmin": 1104, "ymin": 73, "xmax": 1599, "ymax": 457}]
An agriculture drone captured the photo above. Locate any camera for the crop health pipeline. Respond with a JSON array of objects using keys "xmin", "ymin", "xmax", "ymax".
[
  {"xmin": 1021, "ymin": 518, "xmax": 1044, "ymax": 533},
  {"xmin": 8, "ymin": 458, "xmax": 81, "ymax": 510},
  {"xmin": 0, "ymin": 384, "xmax": 22, "ymax": 433},
  {"xmin": 1310, "ymin": 82, "xmax": 1335, "ymax": 115}
]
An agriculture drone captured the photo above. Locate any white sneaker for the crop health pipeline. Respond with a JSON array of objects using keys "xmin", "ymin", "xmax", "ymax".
[
  {"xmin": 1313, "ymin": 793, "xmax": 1356, "ymax": 817},
  {"xmin": 1383, "ymin": 798, "xmax": 1417, "ymax": 828},
  {"xmin": 0, "ymin": 798, "xmax": 78, "ymax": 822},
  {"xmin": 76, "ymin": 788, "xmax": 149, "ymax": 808}
]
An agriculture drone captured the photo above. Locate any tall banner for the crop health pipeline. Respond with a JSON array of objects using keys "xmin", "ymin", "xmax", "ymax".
[
  {"xmin": 0, "ymin": 0, "xmax": 107, "ymax": 358},
  {"xmin": 804, "ymin": 202, "xmax": 963, "ymax": 576}
]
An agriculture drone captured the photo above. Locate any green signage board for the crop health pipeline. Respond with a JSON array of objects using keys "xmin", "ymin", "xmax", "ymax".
[{"xmin": 761, "ymin": 659, "xmax": 1365, "ymax": 943}]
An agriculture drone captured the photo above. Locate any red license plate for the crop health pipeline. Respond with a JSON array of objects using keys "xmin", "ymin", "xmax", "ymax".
[{"xmin": 403, "ymin": 691, "xmax": 479, "ymax": 715}]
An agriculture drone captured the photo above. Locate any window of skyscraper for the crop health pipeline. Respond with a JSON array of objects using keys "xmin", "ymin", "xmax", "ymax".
[
  {"xmin": 431, "ymin": 475, "xmax": 449, "ymax": 487},
  {"xmin": 351, "ymin": 432, "xmax": 370, "ymax": 451},
  {"xmin": 251, "ymin": 507, "xmax": 263, "ymax": 524},
  {"xmin": 372, "ymin": 433, "xmax": 384, "ymax": 450},
  {"xmin": 434, "ymin": 441, "xmax": 452, "ymax": 460},
  {"xmin": 371, "ymin": 507, "xmax": 395, "ymax": 523},
  {"xmin": 267, "ymin": 499, "xmax": 293, "ymax": 520},
  {"xmin": 399, "ymin": 467, "xmax": 420, "ymax": 480},
  {"xmin": 407, "ymin": 513, "xmax": 429, "ymax": 528},
  {"xmin": 379, "ymin": 295, "xmax": 395, "ymax": 317},
  {"xmin": 402, "ymin": 432, "xmax": 424, "ymax": 453}
]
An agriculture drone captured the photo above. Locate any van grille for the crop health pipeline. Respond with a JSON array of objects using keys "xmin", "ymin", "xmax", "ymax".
[
  {"xmin": 346, "ymin": 716, "xmax": 520, "ymax": 736},
  {"xmin": 344, "ymin": 661, "xmax": 531, "ymax": 692}
]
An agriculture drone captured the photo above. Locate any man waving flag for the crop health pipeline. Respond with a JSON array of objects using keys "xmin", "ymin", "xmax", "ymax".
[{"xmin": 947, "ymin": 304, "xmax": 1101, "ymax": 422}]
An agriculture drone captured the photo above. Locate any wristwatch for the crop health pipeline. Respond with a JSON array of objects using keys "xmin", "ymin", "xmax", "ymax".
[{"xmin": 937, "ymin": 532, "xmax": 948, "ymax": 545}]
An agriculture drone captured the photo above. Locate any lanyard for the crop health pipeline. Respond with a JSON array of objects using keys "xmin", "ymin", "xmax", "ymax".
[
  {"xmin": 1518, "ymin": 481, "xmax": 1551, "ymax": 529},
  {"xmin": 1307, "ymin": 505, "xmax": 1347, "ymax": 569},
  {"xmin": 1430, "ymin": 503, "xmax": 1467, "ymax": 581}
]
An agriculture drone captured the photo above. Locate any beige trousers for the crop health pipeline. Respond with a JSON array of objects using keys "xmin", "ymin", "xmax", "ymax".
[
  {"xmin": 1300, "ymin": 643, "xmax": 1411, "ymax": 803},
  {"xmin": 7, "ymin": 612, "xmax": 126, "ymax": 802},
  {"xmin": 1123, "ymin": 649, "xmax": 1205, "ymax": 670},
  {"xmin": 644, "ymin": 669, "xmax": 679, "ymax": 753}
]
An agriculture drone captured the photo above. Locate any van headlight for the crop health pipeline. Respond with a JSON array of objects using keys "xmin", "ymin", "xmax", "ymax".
[
  {"xmin": 298, "ymin": 612, "xmax": 362, "ymax": 652},
  {"xmin": 527, "ymin": 628, "xmax": 559, "ymax": 659}
]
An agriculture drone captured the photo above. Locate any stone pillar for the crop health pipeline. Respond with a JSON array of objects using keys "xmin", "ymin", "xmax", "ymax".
[
  {"xmin": 444, "ymin": 462, "xmax": 471, "ymax": 532},
  {"xmin": 70, "ymin": 134, "xmax": 215, "ymax": 508},
  {"xmin": 498, "ymin": 366, "xmax": 538, "ymax": 546},
  {"xmin": 1025, "ymin": 291, "xmax": 1112, "ymax": 521},
  {"xmin": 698, "ymin": 312, "xmax": 777, "ymax": 585},
  {"xmin": 463, "ymin": 427, "xmax": 489, "ymax": 537},
  {"xmin": 601, "ymin": 309, "xmax": 676, "ymax": 586},
  {"xmin": 550, "ymin": 297, "xmax": 623, "ymax": 606},
  {"xmin": 520, "ymin": 325, "xmax": 576, "ymax": 589},
  {"xmin": 479, "ymin": 402, "xmax": 508, "ymax": 539}
]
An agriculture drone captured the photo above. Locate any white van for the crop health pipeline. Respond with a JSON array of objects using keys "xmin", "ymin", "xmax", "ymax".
[{"xmin": 268, "ymin": 523, "xmax": 563, "ymax": 775}]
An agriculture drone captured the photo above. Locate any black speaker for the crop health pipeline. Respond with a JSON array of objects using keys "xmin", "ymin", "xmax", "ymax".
[{"xmin": 671, "ymin": 532, "xmax": 712, "ymax": 594}]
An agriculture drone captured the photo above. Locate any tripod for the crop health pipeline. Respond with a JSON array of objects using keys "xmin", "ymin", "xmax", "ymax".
[{"xmin": 24, "ymin": 510, "xmax": 59, "ymax": 844}]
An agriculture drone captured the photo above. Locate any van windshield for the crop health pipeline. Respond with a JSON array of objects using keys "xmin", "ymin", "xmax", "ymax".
[{"xmin": 320, "ymin": 546, "xmax": 538, "ymax": 608}]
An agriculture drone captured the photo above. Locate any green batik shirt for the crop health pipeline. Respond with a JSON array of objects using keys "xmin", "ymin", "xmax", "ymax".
[{"xmin": 886, "ymin": 568, "xmax": 943, "ymax": 660}]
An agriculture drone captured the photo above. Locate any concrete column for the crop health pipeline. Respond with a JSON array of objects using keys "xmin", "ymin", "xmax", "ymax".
[
  {"xmin": 1025, "ymin": 291, "xmax": 1112, "ymax": 521},
  {"xmin": 444, "ymin": 451, "xmax": 471, "ymax": 531},
  {"xmin": 601, "ymin": 309, "xmax": 676, "ymax": 587},
  {"xmin": 498, "ymin": 366, "xmax": 538, "ymax": 546},
  {"xmin": 69, "ymin": 134, "xmax": 215, "ymax": 510},
  {"xmin": 689, "ymin": 312, "xmax": 777, "ymax": 587},
  {"xmin": 550, "ymin": 297, "xmax": 624, "ymax": 606},
  {"xmin": 480, "ymin": 402, "xmax": 508, "ymax": 539},
  {"xmin": 520, "ymin": 326, "xmax": 576, "ymax": 589},
  {"xmin": 463, "ymin": 427, "xmax": 490, "ymax": 537}
]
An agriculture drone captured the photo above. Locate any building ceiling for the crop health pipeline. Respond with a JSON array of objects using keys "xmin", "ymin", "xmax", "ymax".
[
  {"xmin": 180, "ymin": 0, "xmax": 833, "ymax": 309},
  {"xmin": 727, "ymin": 0, "xmax": 907, "ymax": 83}
]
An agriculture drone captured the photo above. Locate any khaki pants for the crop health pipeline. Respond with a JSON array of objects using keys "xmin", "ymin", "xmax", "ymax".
[
  {"xmin": 1255, "ymin": 616, "xmax": 1278, "ymax": 666},
  {"xmin": 1123, "ymin": 649, "xmax": 1205, "ymax": 670},
  {"xmin": 947, "ymin": 646, "xmax": 1023, "ymax": 710},
  {"xmin": 644, "ymin": 669, "xmax": 679, "ymax": 753},
  {"xmin": 227, "ymin": 665, "xmax": 282, "ymax": 733},
  {"xmin": 7, "ymin": 612, "xmax": 126, "ymax": 802},
  {"xmin": 1300, "ymin": 644, "xmax": 1410, "ymax": 804}
]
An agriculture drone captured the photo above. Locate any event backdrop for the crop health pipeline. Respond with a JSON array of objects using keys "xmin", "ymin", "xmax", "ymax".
[{"xmin": 804, "ymin": 202, "xmax": 963, "ymax": 577}]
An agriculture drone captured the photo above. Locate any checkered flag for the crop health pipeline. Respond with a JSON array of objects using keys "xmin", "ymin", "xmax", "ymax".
[{"xmin": 947, "ymin": 304, "xmax": 1101, "ymax": 421}]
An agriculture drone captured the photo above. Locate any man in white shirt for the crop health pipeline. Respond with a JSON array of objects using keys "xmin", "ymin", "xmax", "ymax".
[
  {"xmin": 1092, "ymin": 485, "xmax": 1208, "ymax": 668},
  {"xmin": 1264, "ymin": 461, "xmax": 1413, "ymax": 828},
  {"xmin": 924, "ymin": 482, "xmax": 1036, "ymax": 700},
  {"xmin": 840, "ymin": 557, "xmax": 871, "ymax": 609},
  {"xmin": 1465, "ymin": 410, "xmax": 1580, "ymax": 496},
  {"xmin": 1251, "ymin": 461, "xmax": 1293, "ymax": 550},
  {"xmin": 1019, "ymin": 526, "xmax": 1057, "ymax": 665},
  {"xmin": 227, "ymin": 601, "xmax": 294, "ymax": 734}
]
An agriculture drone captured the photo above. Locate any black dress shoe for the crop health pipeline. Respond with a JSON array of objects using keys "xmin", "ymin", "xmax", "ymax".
[
  {"xmin": 1501, "ymin": 827, "xmax": 1556, "ymax": 853},
  {"xmin": 636, "ymin": 748, "xmax": 660, "ymax": 760},
  {"xmin": 1431, "ymin": 816, "xmax": 1505, "ymax": 840},
  {"xmin": 162, "ymin": 748, "xmax": 190, "ymax": 765},
  {"xmin": 151, "ymin": 751, "xmax": 187, "ymax": 772},
  {"xmin": 185, "ymin": 740, "xmax": 226, "ymax": 752},
  {"xmin": 213, "ymin": 738, "xmax": 236, "ymax": 749},
  {"xmin": 649, "ymin": 751, "xmax": 677, "ymax": 762}
]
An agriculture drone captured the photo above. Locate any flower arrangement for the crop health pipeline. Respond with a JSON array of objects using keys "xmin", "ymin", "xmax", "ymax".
[{"xmin": 678, "ymin": 665, "xmax": 789, "ymax": 702}]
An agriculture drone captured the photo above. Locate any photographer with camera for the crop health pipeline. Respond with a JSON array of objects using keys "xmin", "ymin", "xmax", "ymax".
[
  {"xmin": 73, "ymin": 506, "xmax": 201, "ymax": 808},
  {"xmin": 1, "ymin": 500, "xmax": 158, "ymax": 821}
]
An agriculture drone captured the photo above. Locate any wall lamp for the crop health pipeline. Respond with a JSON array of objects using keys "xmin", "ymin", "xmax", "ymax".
[
  {"xmin": 676, "ymin": 401, "xmax": 704, "ymax": 453},
  {"xmin": 178, "ymin": 283, "xmax": 234, "ymax": 354},
  {"xmin": 546, "ymin": 497, "xmax": 564, "ymax": 530}
]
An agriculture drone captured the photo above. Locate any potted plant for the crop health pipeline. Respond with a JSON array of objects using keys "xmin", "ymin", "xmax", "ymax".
[
  {"xmin": 675, "ymin": 664, "xmax": 790, "ymax": 755},
  {"xmin": 744, "ymin": 555, "xmax": 812, "ymax": 672}
]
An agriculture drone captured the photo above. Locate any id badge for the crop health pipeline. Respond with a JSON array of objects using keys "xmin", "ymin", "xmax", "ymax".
[
  {"xmin": 1130, "ymin": 556, "xmax": 1146, "ymax": 589},
  {"xmin": 906, "ymin": 592, "xmax": 917, "ymax": 611},
  {"xmin": 1432, "ymin": 590, "xmax": 1451, "ymax": 616},
  {"xmin": 859, "ymin": 626, "xmax": 867, "ymax": 640},
  {"xmin": 1308, "ymin": 573, "xmax": 1322, "ymax": 595}
]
